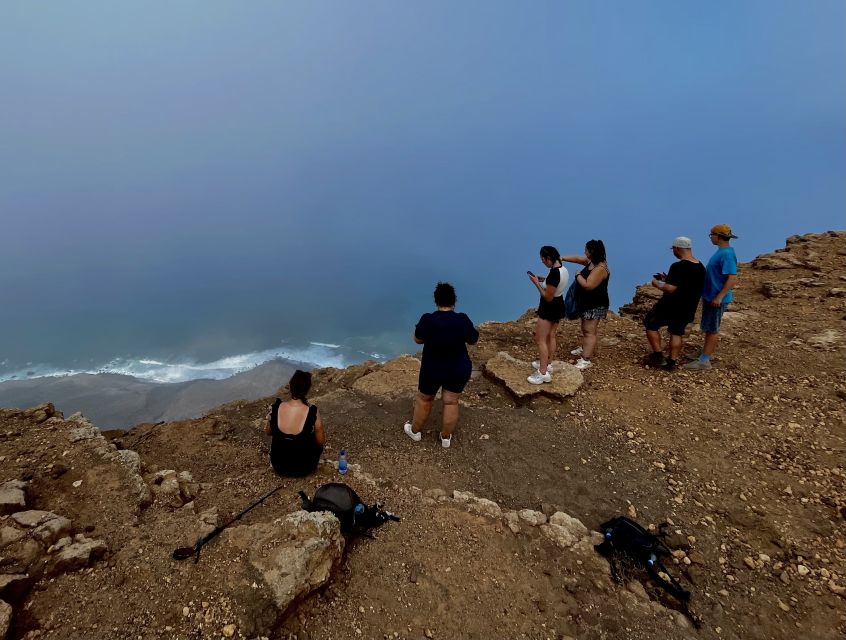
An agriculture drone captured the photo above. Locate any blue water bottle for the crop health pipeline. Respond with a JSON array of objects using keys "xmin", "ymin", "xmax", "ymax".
[{"xmin": 338, "ymin": 449, "xmax": 348, "ymax": 475}]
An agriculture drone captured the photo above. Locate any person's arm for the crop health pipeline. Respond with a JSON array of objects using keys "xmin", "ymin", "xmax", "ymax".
[
  {"xmin": 576, "ymin": 264, "xmax": 607, "ymax": 291},
  {"xmin": 559, "ymin": 254, "xmax": 590, "ymax": 266},
  {"xmin": 313, "ymin": 409, "xmax": 326, "ymax": 446},
  {"xmin": 710, "ymin": 274, "xmax": 738, "ymax": 306},
  {"xmin": 651, "ymin": 278, "xmax": 678, "ymax": 294},
  {"xmin": 414, "ymin": 315, "xmax": 427, "ymax": 345},
  {"xmin": 465, "ymin": 316, "xmax": 480, "ymax": 345},
  {"xmin": 652, "ymin": 265, "xmax": 676, "ymax": 293}
]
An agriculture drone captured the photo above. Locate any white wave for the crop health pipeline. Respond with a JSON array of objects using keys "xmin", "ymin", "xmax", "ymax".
[
  {"xmin": 0, "ymin": 342, "xmax": 359, "ymax": 385},
  {"xmin": 309, "ymin": 341, "xmax": 341, "ymax": 349}
]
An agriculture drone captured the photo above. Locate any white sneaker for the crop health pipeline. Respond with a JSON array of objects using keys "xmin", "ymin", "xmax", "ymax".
[
  {"xmin": 531, "ymin": 361, "xmax": 554, "ymax": 373},
  {"xmin": 570, "ymin": 347, "xmax": 583, "ymax": 356},
  {"xmin": 527, "ymin": 370, "xmax": 552, "ymax": 384},
  {"xmin": 574, "ymin": 358, "xmax": 592, "ymax": 370},
  {"xmin": 439, "ymin": 433, "xmax": 452, "ymax": 448},
  {"xmin": 403, "ymin": 421, "xmax": 421, "ymax": 442}
]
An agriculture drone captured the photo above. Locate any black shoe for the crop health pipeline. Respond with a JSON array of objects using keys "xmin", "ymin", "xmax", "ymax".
[
  {"xmin": 645, "ymin": 352, "xmax": 667, "ymax": 367},
  {"xmin": 662, "ymin": 358, "xmax": 677, "ymax": 371}
]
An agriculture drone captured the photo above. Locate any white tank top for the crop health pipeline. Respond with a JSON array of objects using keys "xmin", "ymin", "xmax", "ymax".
[{"xmin": 553, "ymin": 266, "xmax": 569, "ymax": 297}]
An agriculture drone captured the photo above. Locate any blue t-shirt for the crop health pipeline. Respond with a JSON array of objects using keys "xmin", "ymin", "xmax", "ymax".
[{"xmin": 703, "ymin": 247, "xmax": 738, "ymax": 303}]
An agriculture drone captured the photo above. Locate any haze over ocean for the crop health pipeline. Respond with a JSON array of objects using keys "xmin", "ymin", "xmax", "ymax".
[{"xmin": 1, "ymin": 2, "xmax": 844, "ymax": 382}]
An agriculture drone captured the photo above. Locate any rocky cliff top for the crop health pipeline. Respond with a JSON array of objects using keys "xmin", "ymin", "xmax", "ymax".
[{"xmin": 1, "ymin": 231, "xmax": 845, "ymax": 640}]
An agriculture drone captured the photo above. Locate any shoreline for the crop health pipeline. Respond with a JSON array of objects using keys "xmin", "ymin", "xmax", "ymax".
[{"xmin": 0, "ymin": 358, "xmax": 300, "ymax": 430}]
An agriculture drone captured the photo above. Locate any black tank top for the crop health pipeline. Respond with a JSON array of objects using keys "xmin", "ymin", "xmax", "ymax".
[
  {"xmin": 578, "ymin": 263, "xmax": 610, "ymax": 310},
  {"xmin": 270, "ymin": 403, "xmax": 322, "ymax": 477}
]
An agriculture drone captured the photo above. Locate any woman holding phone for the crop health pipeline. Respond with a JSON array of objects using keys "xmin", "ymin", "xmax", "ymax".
[{"xmin": 527, "ymin": 245, "xmax": 569, "ymax": 384}]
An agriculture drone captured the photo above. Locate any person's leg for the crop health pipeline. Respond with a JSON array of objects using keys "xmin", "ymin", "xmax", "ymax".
[
  {"xmin": 700, "ymin": 302, "xmax": 725, "ymax": 360},
  {"xmin": 440, "ymin": 390, "xmax": 461, "ymax": 440},
  {"xmin": 545, "ymin": 321, "xmax": 558, "ymax": 367},
  {"xmin": 646, "ymin": 329, "xmax": 663, "ymax": 353},
  {"xmin": 702, "ymin": 332, "xmax": 719, "ymax": 357},
  {"xmin": 411, "ymin": 392, "xmax": 435, "ymax": 433},
  {"xmin": 581, "ymin": 319, "xmax": 599, "ymax": 359},
  {"xmin": 668, "ymin": 334, "xmax": 683, "ymax": 361},
  {"xmin": 534, "ymin": 319, "xmax": 553, "ymax": 374}
]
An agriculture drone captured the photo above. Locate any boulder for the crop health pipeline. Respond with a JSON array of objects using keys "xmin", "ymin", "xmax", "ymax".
[
  {"xmin": 117, "ymin": 450, "xmax": 153, "ymax": 509},
  {"xmin": 483, "ymin": 352, "xmax": 582, "ymax": 400},
  {"xmin": 0, "ymin": 599, "xmax": 11, "ymax": 640},
  {"xmin": 0, "ymin": 527, "xmax": 24, "ymax": 549},
  {"xmin": 11, "ymin": 510, "xmax": 58, "ymax": 528},
  {"xmin": 0, "ymin": 481, "xmax": 27, "ymax": 516},
  {"xmin": 549, "ymin": 511, "xmax": 589, "ymax": 538},
  {"xmin": 47, "ymin": 537, "xmax": 108, "ymax": 576},
  {"xmin": 222, "ymin": 511, "xmax": 344, "ymax": 636},
  {"xmin": 351, "ymin": 355, "xmax": 420, "ymax": 398},
  {"xmin": 32, "ymin": 515, "xmax": 73, "ymax": 546},
  {"xmin": 518, "ymin": 509, "xmax": 547, "ymax": 526},
  {"xmin": 540, "ymin": 523, "xmax": 581, "ymax": 549}
]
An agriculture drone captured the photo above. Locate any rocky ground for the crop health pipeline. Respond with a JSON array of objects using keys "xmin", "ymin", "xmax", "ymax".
[{"xmin": 1, "ymin": 231, "xmax": 844, "ymax": 640}]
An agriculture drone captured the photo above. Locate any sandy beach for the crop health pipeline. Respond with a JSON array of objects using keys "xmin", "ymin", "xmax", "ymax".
[{"xmin": 0, "ymin": 359, "xmax": 296, "ymax": 429}]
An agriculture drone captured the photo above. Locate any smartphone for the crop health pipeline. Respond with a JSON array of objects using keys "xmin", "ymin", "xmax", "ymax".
[
  {"xmin": 653, "ymin": 273, "xmax": 664, "ymax": 280},
  {"xmin": 527, "ymin": 270, "xmax": 535, "ymax": 277}
]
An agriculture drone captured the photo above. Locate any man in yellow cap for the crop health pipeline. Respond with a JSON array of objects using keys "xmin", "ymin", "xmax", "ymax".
[{"xmin": 683, "ymin": 224, "xmax": 738, "ymax": 370}]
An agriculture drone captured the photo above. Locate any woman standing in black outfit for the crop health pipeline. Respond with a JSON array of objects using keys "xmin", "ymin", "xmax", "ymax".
[
  {"xmin": 403, "ymin": 282, "xmax": 479, "ymax": 448},
  {"xmin": 265, "ymin": 370, "xmax": 326, "ymax": 476},
  {"xmin": 560, "ymin": 239, "xmax": 610, "ymax": 370},
  {"xmin": 527, "ymin": 245, "xmax": 569, "ymax": 384}
]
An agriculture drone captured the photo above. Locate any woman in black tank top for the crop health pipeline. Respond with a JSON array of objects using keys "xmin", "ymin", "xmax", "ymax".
[
  {"xmin": 264, "ymin": 370, "xmax": 326, "ymax": 477},
  {"xmin": 559, "ymin": 239, "xmax": 610, "ymax": 371}
]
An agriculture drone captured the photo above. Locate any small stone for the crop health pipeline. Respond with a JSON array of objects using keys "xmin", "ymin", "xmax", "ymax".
[
  {"xmin": 778, "ymin": 599, "xmax": 790, "ymax": 612},
  {"xmin": 183, "ymin": 607, "xmax": 190, "ymax": 617},
  {"xmin": 72, "ymin": 480, "xmax": 83, "ymax": 488},
  {"xmin": 780, "ymin": 571, "xmax": 790, "ymax": 585},
  {"xmin": 627, "ymin": 504, "xmax": 637, "ymax": 519},
  {"xmin": 829, "ymin": 581, "xmax": 846, "ymax": 597},
  {"xmin": 743, "ymin": 557, "xmax": 756, "ymax": 570},
  {"xmin": 797, "ymin": 565, "xmax": 809, "ymax": 576},
  {"xmin": 479, "ymin": 434, "xmax": 489, "ymax": 440},
  {"xmin": 222, "ymin": 623, "xmax": 236, "ymax": 637},
  {"xmin": 718, "ymin": 589, "xmax": 729, "ymax": 597}
]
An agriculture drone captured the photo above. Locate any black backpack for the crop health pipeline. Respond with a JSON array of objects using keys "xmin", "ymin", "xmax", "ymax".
[
  {"xmin": 299, "ymin": 482, "xmax": 399, "ymax": 536},
  {"xmin": 594, "ymin": 516, "xmax": 692, "ymax": 604}
]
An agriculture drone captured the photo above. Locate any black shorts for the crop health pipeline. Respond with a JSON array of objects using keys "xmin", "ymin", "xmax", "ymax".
[
  {"xmin": 537, "ymin": 296, "xmax": 565, "ymax": 323},
  {"xmin": 643, "ymin": 305, "xmax": 689, "ymax": 337},
  {"xmin": 418, "ymin": 362, "xmax": 471, "ymax": 396}
]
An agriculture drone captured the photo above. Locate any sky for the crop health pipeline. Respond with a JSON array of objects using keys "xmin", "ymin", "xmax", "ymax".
[{"xmin": 1, "ymin": 1, "xmax": 844, "ymax": 374}]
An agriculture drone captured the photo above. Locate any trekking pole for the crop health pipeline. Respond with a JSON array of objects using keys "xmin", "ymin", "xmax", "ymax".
[{"xmin": 172, "ymin": 483, "xmax": 286, "ymax": 563}]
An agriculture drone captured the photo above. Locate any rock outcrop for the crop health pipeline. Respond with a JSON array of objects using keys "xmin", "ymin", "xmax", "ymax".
[{"xmin": 483, "ymin": 352, "xmax": 583, "ymax": 399}]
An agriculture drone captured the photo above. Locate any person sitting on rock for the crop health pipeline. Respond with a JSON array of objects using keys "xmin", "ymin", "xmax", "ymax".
[
  {"xmin": 643, "ymin": 236, "xmax": 706, "ymax": 370},
  {"xmin": 265, "ymin": 370, "xmax": 325, "ymax": 476},
  {"xmin": 403, "ymin": 282, "xmax": 479, "ymax": 448}
]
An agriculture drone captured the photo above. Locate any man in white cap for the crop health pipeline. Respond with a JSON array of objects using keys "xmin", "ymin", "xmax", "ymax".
[
  {"xmin": 643, "ymin": 236, "xmax": 706, "ymax": 370},
  {"xmin": 683, "ymin": 224, "xmax": 739, "ymax": 370}
]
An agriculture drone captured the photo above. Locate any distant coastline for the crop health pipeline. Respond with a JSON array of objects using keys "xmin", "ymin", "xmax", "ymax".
[{"xmin": 0, "ymin": 359, "xmax": 300, "ymax": 430}]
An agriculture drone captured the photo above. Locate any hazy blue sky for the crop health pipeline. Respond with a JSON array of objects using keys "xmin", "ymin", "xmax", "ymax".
[{"xmin": 1, "ymin": 1, "xmax": 844, "ymax": 371}]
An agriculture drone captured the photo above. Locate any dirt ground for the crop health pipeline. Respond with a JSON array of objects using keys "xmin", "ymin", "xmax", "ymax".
[{"xmin": 1, "ymin": 231, "xmax": 844, "ymax": 640}]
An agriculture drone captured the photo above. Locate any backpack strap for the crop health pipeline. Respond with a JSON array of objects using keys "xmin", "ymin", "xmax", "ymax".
[
  {"xmin": 298, "ymin": 490, "xmax": 313, "ymax": 511},
  {"xmin": 647, "ymin": 559, "xmax": 691, "ymax": 602}
]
